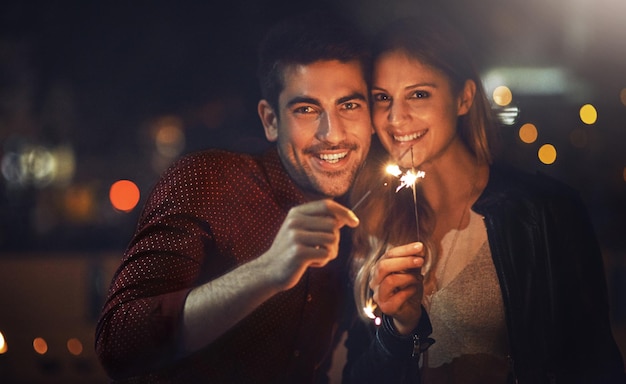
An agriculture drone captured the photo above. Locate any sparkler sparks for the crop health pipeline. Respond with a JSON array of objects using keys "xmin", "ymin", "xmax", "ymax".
[
  {"xmin": 386, "ymin": 165, "xmax": 425, "ymax": 192},
  {"xmin": 363, "ymin": 297, "xmax": 381, "ymax": 325}
]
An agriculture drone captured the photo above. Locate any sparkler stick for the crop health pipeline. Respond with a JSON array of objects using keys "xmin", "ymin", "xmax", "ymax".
[
  {"xmin": 350, "ymin": 189, "xmax": 372, "ymax": 211},
  {"xmin": 410, "ymin": 146, "xmax": 420, "ymax": 242},
  {"xmin": 387, "ymin": 146, "xmax": 425, "ymax": 241}
]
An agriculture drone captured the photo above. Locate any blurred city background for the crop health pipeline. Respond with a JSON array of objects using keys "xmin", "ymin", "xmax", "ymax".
[{"xmin": 0, "ymin": 0, "xmax": 625, "ymax": 382}]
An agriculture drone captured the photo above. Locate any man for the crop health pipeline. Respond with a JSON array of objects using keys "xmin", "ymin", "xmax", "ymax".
[{"xmin": 95, "ymin": 11, "xmax": 372, "ymax": 383}]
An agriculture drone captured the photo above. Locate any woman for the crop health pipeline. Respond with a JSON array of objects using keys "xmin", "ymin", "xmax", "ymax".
[{"xmin": 343, "ymin": 12, "xmax": 625, "ymax": 384}]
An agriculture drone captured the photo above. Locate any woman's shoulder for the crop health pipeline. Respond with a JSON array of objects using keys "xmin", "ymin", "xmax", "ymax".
[{"xmin": 481, "ymin": 163, "xmax": 582, "ymax": 208}]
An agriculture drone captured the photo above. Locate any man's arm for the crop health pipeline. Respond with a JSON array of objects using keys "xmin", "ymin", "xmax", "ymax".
[{"xmin": 180, "ymin": 199, "xmax": 359, "ymax": 354}]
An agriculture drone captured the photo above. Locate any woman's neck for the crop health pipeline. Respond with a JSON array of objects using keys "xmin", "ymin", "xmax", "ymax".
[{"xmin": 420, "ymin": 146, "xmax": 489, "ymax": 215}]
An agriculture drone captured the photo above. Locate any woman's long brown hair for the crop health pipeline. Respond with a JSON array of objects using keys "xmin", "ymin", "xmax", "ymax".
[{"xmin": 350, "ymin": 12, "xmax": 499, "ymax": 321}]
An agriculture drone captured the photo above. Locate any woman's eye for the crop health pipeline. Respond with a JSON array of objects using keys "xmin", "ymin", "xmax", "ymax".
[
  {"xmin": 411, "ymin": 91, "xmax": 429, "ymax": 99},
  {"xmin": 373, "ymin": 93, "xmax": 390, "ymax": 102}
]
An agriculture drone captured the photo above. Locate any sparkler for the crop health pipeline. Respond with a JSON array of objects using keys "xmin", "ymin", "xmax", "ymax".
[
  {"xmin": 350, "ymin": 190, "xmax": 372, "ymax": 211},
  {"xmin": 350, "ymin": 146, "xmax": 425, "ymax": 212},
  {"xmin": 363, "ymin": 297, "xmax": 381, "ymax": 326},
  {"xmin": 357, "ymin": 145, "xmax": 426, "ymax": 322},
  {"xmin": 387, "ymin": 146, "xmax": 424, "ymax": 241}
]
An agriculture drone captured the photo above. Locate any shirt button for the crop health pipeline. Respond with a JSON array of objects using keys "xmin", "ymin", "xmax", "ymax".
[{"xmin": 306, "ymin": 294, "xmax": 312, "ymax": 302}]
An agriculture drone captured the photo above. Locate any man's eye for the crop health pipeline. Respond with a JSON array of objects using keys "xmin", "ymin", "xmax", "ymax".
[
  {"xmin": 294, "ymin": 106, "xmax": 315, "ymax": 114},
  {"xmin": 342, "ymin": 102, "xmax": 360, "ymax": 110}
]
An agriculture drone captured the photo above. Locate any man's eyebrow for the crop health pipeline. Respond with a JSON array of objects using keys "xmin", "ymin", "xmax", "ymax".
[
  {"xmin": 337, "ymin": 92, "xmax": 367, "ymax": 105},
  {"xmin": 286, "ymin": 96, "xmax": 321, "ymax": 108}
]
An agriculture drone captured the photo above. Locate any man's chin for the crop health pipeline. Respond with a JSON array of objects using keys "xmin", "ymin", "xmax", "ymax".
[{"xmin": 309, "ymin": 174, "xmax": 353, "ymax": 198}]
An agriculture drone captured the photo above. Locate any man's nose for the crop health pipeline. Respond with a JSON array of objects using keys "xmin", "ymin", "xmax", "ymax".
[{"xmin": 317, "ymin": 111, "xmax": 346, "ymax": 143}]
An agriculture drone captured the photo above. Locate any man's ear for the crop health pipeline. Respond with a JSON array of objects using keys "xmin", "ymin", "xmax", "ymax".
[
  {"xmin": 457, "ymin": 79, "xmax": 476, "ymax": 116},
  {"xmin": 258, "ymin": 99, "xmax": 278, "ymax": 142}
]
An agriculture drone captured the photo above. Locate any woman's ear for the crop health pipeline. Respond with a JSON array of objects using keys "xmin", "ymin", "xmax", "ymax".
[
  {"xmin": 457, "ymin": 79, "xmax": 476, "ymax": 116},
  {"xmin": 258, "ymin": 99, "xmax": 278, "ymax": 142}
]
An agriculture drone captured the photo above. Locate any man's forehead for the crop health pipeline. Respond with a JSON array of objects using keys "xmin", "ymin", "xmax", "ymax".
[
  {"xmin": 282, "ymin": 59, "xmax": 363, "ymax": 76},
  {"xmin": 279, "ymin": 60, "xmax": 366, "ymax": 97},
  {"xmin": 279, "ymin": 60, "xmax": 368, "ymax": 107}
]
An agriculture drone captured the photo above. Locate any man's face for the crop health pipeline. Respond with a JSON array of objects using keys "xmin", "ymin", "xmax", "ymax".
[{"xmin": 259, "ymin": 59, "xmax": 373, "ymax": 198}]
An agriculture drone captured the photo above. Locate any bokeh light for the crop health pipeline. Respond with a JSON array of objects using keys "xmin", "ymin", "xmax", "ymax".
[
  {"xmin": 620, "ymin": 88, "xmax": 626, "ymax": 107},
  {"xmin": 494, "ymin": 105, "xmax": 520, "ymax": 126},
  {"xmin": 67, "ymin": 338, "xmax": 83, "ymax": 356},
  {"xmin": 152, "ymin": 116, "xmax": 185, "ymax": 158},
  {"xmin": 0, "ymin": 331, "xmax": 7, "ymax": 354},
  {"xmin": 538, "ymin": 144, "xmax": 557, "ymax": 165},
  {"xmin": 579, "ymin": 104, "xmax": 597, "ymax": 125},
  {"xmin": 519, "ymin": 123, "xmax": 538, "ymax": 144},
  {"xmin": 33, "ymin": 337, "xmax": 48, "ymax": 355},
  {"xmin": 64, "ymin": 185, "xmax": 96, "ymax": 222},
  {"xmin": 0, "ymin": 144, "xmax": 76, "ymax": 188},
  {"xmin": 109, "ymin": 180, "xmax": 141, "ymax": 212},
  {"xmin": 492, "ymin": 85, "xmax": 513, "ymax": 106},
  {"xmin": 570, "ymin": 128, "xmax": 588, "ymax": 148}
]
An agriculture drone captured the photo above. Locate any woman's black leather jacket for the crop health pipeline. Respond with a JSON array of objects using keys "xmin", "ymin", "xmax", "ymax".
[{"xmin": 344, "ymin": 165, "xmax": 626, "ymax": 384}]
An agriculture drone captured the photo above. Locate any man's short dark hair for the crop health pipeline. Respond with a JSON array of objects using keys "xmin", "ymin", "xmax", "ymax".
[{"xmin": 257, "ymin": 11, "xmax": 370, "ymax": 112}]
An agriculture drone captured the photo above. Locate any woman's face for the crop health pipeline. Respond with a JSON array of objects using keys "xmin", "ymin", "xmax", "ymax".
[{"xmin": 371, "ymin": 49, "xmax": 473, "ymax": 169}]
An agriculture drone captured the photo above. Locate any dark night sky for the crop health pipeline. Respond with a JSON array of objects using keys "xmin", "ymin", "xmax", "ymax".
[{"xmin": 1, "ymin": 0, "xmax": 625, "ymax": 252}]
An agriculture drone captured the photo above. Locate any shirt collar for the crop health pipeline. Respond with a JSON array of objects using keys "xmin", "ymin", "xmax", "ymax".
[{"xmin": 260, "ymin": 147, "xmax": 308, "ymax": 211}]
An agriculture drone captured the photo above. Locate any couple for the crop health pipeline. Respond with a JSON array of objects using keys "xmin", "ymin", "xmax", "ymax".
[{"xmin": 95, "ymin": 10, "xmax": 625, "ymax": 384}]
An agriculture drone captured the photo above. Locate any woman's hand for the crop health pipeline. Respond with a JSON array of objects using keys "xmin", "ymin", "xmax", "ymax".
[{"xmin": 369, "ymin": 242, "xmax": 425, "ymax": 335}]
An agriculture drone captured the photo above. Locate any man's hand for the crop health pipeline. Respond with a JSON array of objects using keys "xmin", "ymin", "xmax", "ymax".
[
  {"xmin": 369, "ymin": 242, "xmax": 425, "ymax": 335},
  {"xmin": 182, "ymin": 199, "xmax": 358, "ymax": 354},
  {"xmin": 263, "ymin": 199, "xmax": 359, "ymax": 290}
]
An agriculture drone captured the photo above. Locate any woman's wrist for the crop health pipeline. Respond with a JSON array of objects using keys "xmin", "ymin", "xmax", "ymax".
[
  {"xmin": 376, "ymin": 309, "xmax": 435, "ymax": 358},
  {"xmin": 390, "ymin": 308, "xmax": 422, "ymax": 336}
]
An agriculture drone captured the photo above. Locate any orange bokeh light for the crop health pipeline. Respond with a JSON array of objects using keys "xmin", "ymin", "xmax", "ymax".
[
  {"xmin": 67, "ymin": 338, "xmax": 83, "ymax": 356},
  {"xmin": 519, "ymin": 123, "xmax": 538, "ymax": 144},
  {"xmin": 538, "ymin": 144, "xmax": 557, "ymax": 165},
  {"xmin": 110, "ymin": 180, "xmax": 140, "ymax": 212},
  {"xmin": 33, "ymin": 337, "xmax": 48, "ymax": 355}
]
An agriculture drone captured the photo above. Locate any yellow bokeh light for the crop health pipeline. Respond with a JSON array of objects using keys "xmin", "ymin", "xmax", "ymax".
[
  {"xmin": 493, "ymin": 85, "xmax": 513, "ymax": 106},
  {"xmin": 33, "ymin": 337, "xmax": 48, "ymax": 355},
  {"xmin": 579, "ymin": 104, "xmax": 597, "ymax": 125},
  {"xmin": 519, "ymin": 123, "xmax": 538, "ymax": 144},
  {"xmin": 538, "ymin": 144, "xmax": 557, "ymax": 165},
  {"xmin": 620, "ymin": 89, "xmax": 626, "ymax": 107},
  {"xmin": 152, "ymin": 115, "xmax": 185, "ymax": 158},
  {"xmin": 67, "ymin": 338, "xmax": 83, "ymax": 356},
  {"xmin": 110, "ymin": 180, "xmax": 141, "ymax": 212},
  {"xmin": 0, "ymin": 331, "xmax": 7, "ymax": 354},
  {"xmin": 156, "ymin": 123, "xmax": 183, "ymax": 146}
]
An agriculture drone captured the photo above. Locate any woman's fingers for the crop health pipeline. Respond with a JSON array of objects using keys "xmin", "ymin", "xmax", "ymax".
[
  {"xmin": 370, "ymin": 243, "xmax": 425, "ymax": 287},
  {"xmin": 384, "ymin": 242, "xmax": 424, "ymax": 258}
]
